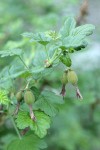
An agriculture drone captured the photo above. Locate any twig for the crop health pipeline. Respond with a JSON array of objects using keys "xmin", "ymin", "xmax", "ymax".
[{"xmin": 11, "ymin": 116, "xmax": 22, "ymax": 140}]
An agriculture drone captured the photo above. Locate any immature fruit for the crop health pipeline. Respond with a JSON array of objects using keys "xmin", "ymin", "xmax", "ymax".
[
  {"xmin": 16, "ymin": 91, "xmax": 23, "ymax": 102},
  {"xmin": 67, "ymin": 69, "xmax": 78, "ymax": 86},
  {"xmin": 24, "ymin": 90, "xmax": 35, "ymax": 105},
  {"xmin": 61, "ymin": 71, "xmax": 68, "ymax": 85},
  {"xmin": 60, "ymin": 54, "xmax": 71, "ymax": 67}
]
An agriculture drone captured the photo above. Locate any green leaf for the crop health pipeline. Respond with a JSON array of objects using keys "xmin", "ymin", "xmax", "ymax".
[
  {"xmin": 59, "ymin": 22, "xmax": 95, "ymax": 50},
  {"xmin": 68, "ymin": 34, "xmax": 86, "ymax": 47},
  {"xmin": 31, "ymin": 66, "xmax": 44, "ymax": 74},
  {"xmin": 61, "ymin": 35, "xmax": 85, "ymax": 49},
  {"xmin": 34, "ymin": 90, "xmax": 64, "ymax": 117},
  {"xmin": 22, "ymin": 32, "xmax": 34, "ymax": 38},
  {"xmin": 16, "ymin": 111, "xmax": 51, "ymax": 138},
  {"xmin": 30, "ymin": 86, "xmax": 41, "ymax": 100},
  {"xmin": 0, "ymin": 48, "xmax": 22, "ymax": 57},
  {"xmin": 59, "ymin": 17, "xmax": 76, "ymax": 37},
  {"xmin": 0, "ymin": 63, "xmax": 31, "ymax": 83},
  {"xmin": 0, "ymin": 89, "xmax": 10, "ymax": 106},
  {"xmin": 72, "ymin": 24, "xmax": 95, "ymax": 37},
  {"xmin": 33, "ymin": 49, "xmax": 46, "ymax": 67},
  {"xmin": 4, "ymin": 40, "xmax": 25, "ymax": 49},
  {"xmin": 7, "ymin": 134, "xmax": 47, "ymax": 150},
  {"xmin": 22, "ymin": 32, "xmax": 52, "ymax": 46}
]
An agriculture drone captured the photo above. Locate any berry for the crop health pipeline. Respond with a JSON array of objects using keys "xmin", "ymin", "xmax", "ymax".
[
  {"xmin": 16, "ymin": 91, "xmax": 23, "ymax": 102},
  {"xmin": 24, "ymin": 90, "xmax": 35, "ymax": 105},
  {"xmin": 67, "ymin": 69, "xmax": 78, "ymax": 86},
  {"xmin": 61, "ymin": 71, "xmax": 68, "ymax": 85}
]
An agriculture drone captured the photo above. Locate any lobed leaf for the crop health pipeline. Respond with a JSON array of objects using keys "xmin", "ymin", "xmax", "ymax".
[
  {"xmin": 22, "ymin": 32, "xmax": 52, "ymax": 46},
  {"xmin": 59, "ymin": 16, "xmax": 76, "ymax": 38},
  {"xmin": 0, "ymin": 48, "xmax": 22, "ymax": 57},
  {"xmin": 7, "ymin": 134, "xmax": 47, "ymax": 150},
  {"xmin": 0, "ymin": 89, "xmax": 10, "ymax": 106},
  {"xmin": 72, "ymin": 24, "xmax": 95, "ymax": 37},
  {"xmin": 16, "ymin": 111, "xmax": 51, "ymax": 138},
  {"xmin": 34, "ymin": 90, "xmax": 64, "ymax": 117}
]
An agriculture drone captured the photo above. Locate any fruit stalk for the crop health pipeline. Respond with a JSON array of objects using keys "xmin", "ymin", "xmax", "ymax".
[{"xmin": 29, "ymin": 105, "xmax": 36, "ymax": 121}]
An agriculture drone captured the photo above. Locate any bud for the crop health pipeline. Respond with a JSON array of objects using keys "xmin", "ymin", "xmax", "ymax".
[
  {"xmin": 67, "ymin": 69, "xmax": 78, "ymax": 86},
  {"xmin": 60, "ymin": 54, "xmax": 72, "ymax": 67},
  {"xmin": 24, "ymin": 90, "xmax": 35, "ymax": 105},
  {"xmin": 16, "ymin": 91, "xmax": 23, "ymax": 102}
]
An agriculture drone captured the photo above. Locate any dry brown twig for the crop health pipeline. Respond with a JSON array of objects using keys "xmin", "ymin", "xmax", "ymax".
[{"xmin": 76, "ymin": 0, "xmax": 88, "ymax": 25}]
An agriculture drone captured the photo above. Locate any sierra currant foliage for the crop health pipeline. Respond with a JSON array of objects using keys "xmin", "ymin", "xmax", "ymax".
[{"xmin": 0, "ymin": 17, "xmax": 95, "ymax": 150}]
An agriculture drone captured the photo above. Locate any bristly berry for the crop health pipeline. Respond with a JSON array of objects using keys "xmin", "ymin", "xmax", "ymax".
[
  {"xmin": 61, "ymin": 70, "xmax": 68, "ymax": 85},
  {"xmin": 16, "ymin": 91, "xmax": 23, "ymax": 102},
  {"xmin": 24, "ymin": 90, "xmax": 36, "ymax": 121},
  {"xmin": 13, "ymin": 91, "xmax": 23, "ymax": 115},
  {"xmin": 24, "ymin": 90, "xmax": 35, "ymax": 105},
  {"xmin": 60, "ymin": 69, "xmax": 83, "ymax": 100},
  {"xmin": 67, "ymin": 69, "xmax": 78, "ymax": 86}
]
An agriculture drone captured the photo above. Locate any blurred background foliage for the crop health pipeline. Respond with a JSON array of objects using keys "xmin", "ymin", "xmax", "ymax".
[{"xmin": 0, "ymin": 0, "xmax": 100, "ymax": 150}]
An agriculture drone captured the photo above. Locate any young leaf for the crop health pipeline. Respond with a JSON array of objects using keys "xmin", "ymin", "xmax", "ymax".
[
  {"xmin": 72, "ymin": 24, "xmax": 95, "ymax": 37},
  {"xmin": 59, "ymin": 16, "xmax": 76, "ymax": 38},
  {"xmin": 7, "ymin": 134, "xmax": 47, "ymax": 150},
  {"xmin": 22, "ymin": 32, "xmax": 34, "ymax": 38},
  {"xmin": 16, "ymin": 111, "xmax": 51, "ymax": 138},
  {"xmin": 0, "ymin": 89, "xmax": 10, "ymax": 106},
  {"xmin": 0, "ymin": 48, "xmax": 22, "ymax": 57},
  {"xmin": 22, "ymin": 32, "xmax": 52, "ymax": 46},
  {"xmin": 61, "ymin": 35, "xmax": 85, "ymax": 49},
  {"xmin": 34, "ymin": 90, "xmax": 64, "ymax": 117}
]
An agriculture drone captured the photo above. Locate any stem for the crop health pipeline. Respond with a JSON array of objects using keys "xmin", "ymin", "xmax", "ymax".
[
  {"xmin": 8, "ymin": 66, "xmax": 15, "ymax": 92},
  {"xmin": 13, "ymin": 102, "xmax": 20, "ymax": 115},
  {"xmin": 44, "ymin": 45, "xmax": 50, "ymax": 60},
  {"xmin": 51, "ymin": 50, "xmax": 61, "ymax": 63},
  {"xmin": 29, "ymin": 105, "xmax": 36, "ymax": 121},
  {"xmin": 18, "ymin": 56, "xmax": 29, "ymax": 70},
  {"xmin": 24, "ymin": 81, "xmax": 30, "ymax": 90},
  {"xmin": 51, "ymin": 49, "xmax": 58, "ymax": 61},
  {"xmin": 11, "ymin": 116, "xmax": 22, "ymax": 140}
]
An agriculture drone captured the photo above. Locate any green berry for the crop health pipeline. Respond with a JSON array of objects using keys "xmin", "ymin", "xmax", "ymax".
[
  {"xmin": 16, "ymin": 91, "xmax": 23, "ymax": 102},
  {"xmin": 24, "ymin": 90, "xmax": 35, "ymax": 105},
  {"xmin": 61, "ymin": 70, "xmax": 68, "ymax": 85},
  {"xmin": 67, "ymin": 69, "xmax": 78, "ymax": 86}
]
